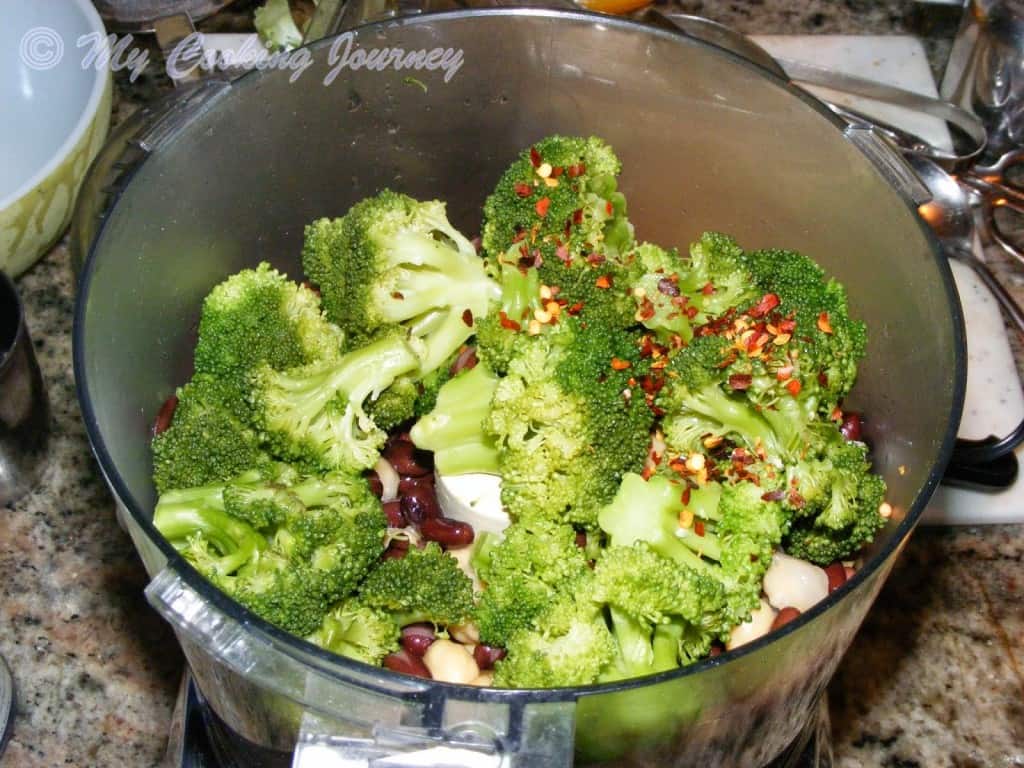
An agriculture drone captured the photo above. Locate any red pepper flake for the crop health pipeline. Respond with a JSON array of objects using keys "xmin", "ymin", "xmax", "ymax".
[
  {"xmin": 511, "ymin": 229, "xmax": 527, "ymax": 244},
  {"xmin": 639, "ymin": 335, "xmax": 655, "ymax": 358},
  {"xmin": 729, "ymin": 373, "xmax": 753, "ymax": 391},
  {"xmin": 605, "ymin": 200, "xmax": 614, "ymax": 216},
  {"xmin": 571, "ymin": 209, "xmax": 585, "ymax": 226},
  {"xmin": 779, "ymin": 318, "xmax": 797, "ymax": 333},
  {"xmin": 611, "ymin": 357, "xmax": 631, "ymax": 371},
  {"xmin": 567, "ymin": 163, "xmax": 586, "ymax": 178},
  {"xmin": 461, "ymin": 309, "xmax": 474, "ymax": 327},
  {"xmin": 391, "ymin": 291, "xmax": 404, "ymax": 300},
  {"xmin": 529, "ymin": 146, "xmax": 542, "ymax": 167},
  {"xmin": 668, "ymin": 458, "xmax": 688, "ymax": 475},
  {"xmin": 552, "ymin": 165, "xmax": 564, "ymax": 178},
  {"xmin": 641, "ymin": 464, "xmax": 655, "ymax": 480},
  {"xmin": 685, "ymin": 305, "xmax": 699, "ymax": 319},
  {"xmin": 636, "ymin": 297, "xmax": 656, "ymax": 321},
  {"xmin": 498, "ymin": 311, "xmax": 521, "ymax": 331},
  {"xmin": 748, "ymin": 293, "xmax": 781, "ymax": 318},
  {"xmin": 555, "ymin": 243, "xmax": 570, "ymax": 264},
  {"xmin": 817, "ymin": 312, "xmax": 833, "ymax": 334},
  {"xmin": 694, "ymin": 520, "xmax": 706, "ymax": 537},
  {"xmin": 701, "ymin": 282, "xmax": 715, "ymax": 296},
  {"xmin": 535, "ymin": 197, "xmax": 551, "ymax": 217},
  {"xmin": 761, "ymin": 489, "xmax": 787, "ymax": 502},
  {"xmin": 788, "ymin": 490, "xmax": 806, "ymax": 509},
  {"xmin": 681, "ymin": 487, "xmax": 692, "ymax": 506},
  {"xmin": 595, "ymin": 274, "xmax": 613, "ymax": 289},
  {"xmin": 648, "ymin": 403, "xmax": 666, "ymax": 417},
  {"xmin": 514, "ymin": 182, "xmax": 532, "ymax": 198},
  {"xmin": 818, "ymin": 371, "xmax": 828, "ymax": 387},
  {"xmin": 566, "ymin": 302, "xmax": 584, "ymax": 315},
  {"xmin": 586, "ymin": 252, "xmax": 606, "ymax": 267},
  {"xmin": 786, "ymin": 379, "xmax": 802, "ymax": 396}
]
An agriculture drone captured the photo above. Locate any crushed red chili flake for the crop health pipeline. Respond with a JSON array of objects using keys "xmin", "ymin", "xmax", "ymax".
[
  {"xmin": 779, "ymin": 318, "xmax": 796, "ymax": 333},
  {"xmin": 595, "ymin": 274, "xmax": 613, "ymax": 289},
  {"xmin": 535, "ymin": 197, "xmax": 551, "ymax": 217},
  {"xmin": 556, "ymin": 244, "xmax": 570, "ymax": 264},
  {"xmin": 552, "ymin": 165, "xmax": 564, "ymax": 177},
  {"xmin": 461, "ymin": 309, "xmax": 474, "ymax": 327},
  {"xmin": 498, "ymin": 311, "xmax": 521, "ymax": 331},
  {"xmin": 818, "ymin": 371, "xmax": 828, "ymax": 387},
  {"xmin": 391, "ymin": 291, "xmax": 404, "ymax": 300},
  {"xmin": 636, "ymin": 297, "xmax": 655, "ymax": 321},
  {"xmin": 701, "ymin": 282, "xmax": 715, "ymax": 296},
  {"xmin": 611, "ymin": 358, "xmax": 631, "ymax": 371},
  {"xmin": 694, "ymin": 520, "xmax": 706, "ymax": 537},
  {"xmin": 788, "ymin": 490, "xmax": 806, "ymax": 509},
  {"xmin": 586, "ymin": 252, "xmax": 606, "ymax": 267},
  {"xmin": 511, "ymin": 230, "xmax": 527, "ymax": 244},
  {"xmin": 530, "ymin": 146, "xmax": 542, "ymax": 167},
  {"xmin": 681, "ymin": 487, "xmax": 692, "ymax": 506},
  {"xmin": 817, "ymin": 312, "xmax": 833, "ymax": 334},
  {"xmin": 641, "ymin": 464, "xmax": 655, "ymax": 480},
  {"xmin": 648, "ymin": 403, "xmax": 666, "ymax": 417},
  {"xmin": 566, "ymin": 302, "xmax": 584, "ymax": 315},
  {"xmin": 729, "ymin": 373, "xmax": 753, "ymax": 390},
  {"xmin": 514, "ymin": 182, "xmax": 532, "ymax": 198},
  {"xmin": 572, "ymin": 209, "xmax": 584, "ymax": 225},
  {"xmin": 685, "ymin": 305, "xmax": 699, "ymax": 319},
  {"xmin": 639, "ymin": 335, "xmax": 655, "ymax": 358},
  {"xmin": 748, "ymin": 293, "xmax": 781, "ymax": 318},
  {"xmin": 640, "ymin": 375, "xmax": 665, "ymax": 396},
  {"xmin": 786, "ymin": 379, "xmax": 802, "ymax": 396},
  {"xmin": 761, "ymin": 489, "xmax": 786, "ymax": 502},
  {"xmin": 605, "ymin": 200, "xmax": 614, "ymax": 216},
  {"xmin": 567, "ymin": 163, "xmax": 586, "ymax": 178},
  {"xmin": 657, "ymin": 278, "xmax": 680, "ymax": 297}
]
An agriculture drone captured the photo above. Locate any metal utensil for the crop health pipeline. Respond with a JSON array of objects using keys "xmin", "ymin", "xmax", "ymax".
[
  {"xmin": 956, "ymin": 149, "xmax": 1024, "ymax": 265},
  {"xmin": 0, "ymin": 655, "xmax": 12, "ymax": 758},
  {"xmin": 0, "ymin": 271, "xmax": 51, "ymax": 506},
  {"xmin": 909, "ymin": 153, "xmax": 1024, "ymax": 486}
]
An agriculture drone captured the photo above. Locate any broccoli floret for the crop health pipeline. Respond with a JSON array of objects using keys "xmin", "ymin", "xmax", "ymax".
[
  {"xmin": 306, "ymin": 599, "xmax": 400, "ymax": 665},
  {"xmin": 474, "ymin": 263, "xmax": 543, "ymax": 374},
  {"xmin": 152, "ymin": 375, "xmax": 271, "ymax": 495},
  {"xmin": 485, "ymin": 317, "xmax": 654, "ymax": 528},
  {"xmin": 472, "ymin": 520, "xmax": 589, "ymax": 646},
  {"xmin": 253, "ymin": 0, "xmax": 305, "ymax": 51},
  {"xmin": 250, "ymin": 332, "xmax": 421, "ymax": 473},
  {"xmin": 492, "ymin": 587, "xmax": 617, "ymax": 689},
  {"xmin": 598, "ymin": 473, "xmax": 787, "ymax": 627},
  {"xmin": 481, "ymin": 135, "xmax": 632, "ymax": 265},
  {"xmin": 409, "ymin": 362, "xmax": 500, "ymax": 475},
  {"xmin": 303, "ymin": 190, "xmax": 499, "ymax": 375},
  {"xmin": 782, "ymin": 424, "xmax": 887, "ymax": 564},
  {"xmin": 193, "ymin": 263, "xmax": 343, "ymax": 417},
  {"xmin": 359, "ymin": 543, "xmax": 475, "ymax": 628}
]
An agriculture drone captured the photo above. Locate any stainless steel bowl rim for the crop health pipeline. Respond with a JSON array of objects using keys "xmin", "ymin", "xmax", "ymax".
[{"xmin": 73, "ymin": 6, "xmax": 967, "ymax": 703}]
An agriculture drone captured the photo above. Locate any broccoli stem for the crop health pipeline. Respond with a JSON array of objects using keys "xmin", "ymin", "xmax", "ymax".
[{"xmin": 153, "ymin": 501, "xmax": 266, "ymax": 574}]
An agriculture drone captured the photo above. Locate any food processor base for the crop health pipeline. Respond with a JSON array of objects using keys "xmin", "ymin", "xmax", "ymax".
[{"xmin": 168, "ymin": 668, "xmax": 833, "ymax": 768}]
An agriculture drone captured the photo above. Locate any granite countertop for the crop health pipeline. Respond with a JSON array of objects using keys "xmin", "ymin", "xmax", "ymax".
[{"xmin": 1, "ymin": 1, "xmax": 1022, "ymax": 766}]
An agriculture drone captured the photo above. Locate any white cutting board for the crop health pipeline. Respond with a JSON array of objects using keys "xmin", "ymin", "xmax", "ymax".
[{"xmin": 753, "ymin": 35, "xmax": 1024, "ymax": 524}]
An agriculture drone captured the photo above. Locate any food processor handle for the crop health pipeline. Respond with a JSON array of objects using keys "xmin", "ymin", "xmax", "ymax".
[{"xmin": 145, "ymin": 566, "xmax": 578, "ymax": 767}]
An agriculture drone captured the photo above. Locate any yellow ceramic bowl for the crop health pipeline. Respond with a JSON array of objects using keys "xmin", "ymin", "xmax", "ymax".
[{"xmin": 0, "ymin": 0, "xmax": 112, "ymax": 276}]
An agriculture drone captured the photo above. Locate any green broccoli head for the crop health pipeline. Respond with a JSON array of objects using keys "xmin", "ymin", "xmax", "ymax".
[
  {"xmin": 472, "ymin": 520, "xmax": 590, "ymax": 646},
  {"xmin": 492, "ymin": 586, "xmax": 617, "ymax": 689},
  {"xmin": 250, "ymin": 331, "xmax": 421, "ymax": 473},
  {"xmin": 486, "ymin": 317, "xmax": 654, "ymax": 528},
  {"xmin": 303, "ymin": 190, "xmax": 499, "ymax": 375},
  {"xmin": 481, "ymin": 135, "xmax": 632, "ymax": 268},
  {"xmin": 359, "ymin": 542, "xmax": 476, "ymax": 628},
  {"xmin": 152, "ymin": 375, "xmax": 271, "ymax": 495},
  {"xmin": 306, "ymin": 599, "xmax": 401, "ymax": 666},
  {"xmin": 193, "ymin": 262, "xmax": 343, "ymax": 413}
]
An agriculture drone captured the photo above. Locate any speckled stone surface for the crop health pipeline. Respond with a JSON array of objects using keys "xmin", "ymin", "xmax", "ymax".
[{"xmin": 1, "ymin": 2, "xmax": 1021, "ymax": 767}]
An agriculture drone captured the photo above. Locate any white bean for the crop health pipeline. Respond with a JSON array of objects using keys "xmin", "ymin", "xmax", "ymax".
[
  {"xmin": 726, "ymin": 598, "xmax": 776, "ymax": 651},
  {"xmin": 449, "ymin": 621, "xmax": 480, "ymax": 645},
  {"xmin": 375, "ymin": 457, "xmax": 400, "ymax": 502},
  {"xmin": 763, "ymin": 552, "xmax": 829, "ymax": 612},
  {"xmin": 422, "ymin": 639, "xmax": 480, "ymax": 684}
]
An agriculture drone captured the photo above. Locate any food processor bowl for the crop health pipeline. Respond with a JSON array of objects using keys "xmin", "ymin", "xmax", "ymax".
[{"xmin": 74, "ymin": 9, "xmax": 964, "ymax": 766}]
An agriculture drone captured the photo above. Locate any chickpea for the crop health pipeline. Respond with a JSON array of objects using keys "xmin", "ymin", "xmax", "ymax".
[{"xmin": 422, "ymin": 639, "xmax": 480, "ymax": 684}]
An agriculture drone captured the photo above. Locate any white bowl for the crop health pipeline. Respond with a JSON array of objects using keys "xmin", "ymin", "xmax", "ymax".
[{"xmin": 0, "ymin": 0, "xmax": 112, "ymax": 277}]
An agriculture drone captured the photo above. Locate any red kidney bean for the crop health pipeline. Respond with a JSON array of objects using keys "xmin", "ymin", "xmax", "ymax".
[
  {"xmin": 771, "ymin": 607, "xmax": 801, "ymax": 631},
  {"xmin": 401, "ymin": 487, "xmax": 441, "ymax": 524},
  {"xmin": 844, "ymin": 565, "xmax": 856, "ymax": 581},
  {"xmin": 471, "ymin": 236, "xmax": 482, "ymax": 254},
  {"xmin": 824, "ymin": 562, "xmax": 847, "ymax": 593},
  {"xmin": 366, "ymin": 471, "xmax": 384, "ymax": 498},
  {"xmin": 383, "ymin": 539, "xmax": 410, "ymax": 560},
  {"xmin": 708, "ymin": 644, "xmax": 724, "ymax": 658},
  {"xmin": 383, "ymin": 650, "xmax": 431, "ymax": 679},
  {"xmin": 473, "ymin": 645, "xmax": 506, "ymax": 670},
  {"xmin": 399, "ymin": 474, "xmax": 434, "ymax": 497},
  {"xmin": 383, "ymin": 500, "xmax": 406, "ymax": 528},
  {"xmin": 450, "ymin": 345, "xmax": 479, "ymax": 375},
  {"xmin": 386, "ymin": 440, "xmax": 432, "ymax": 477},
  {"xmin": 401, "ymin": 624, "xmax": 437, "ymax": 657},
  {"xmin": 152, "ymin": 395, "xmax": 179, "ymax": 436},
  {"xmin": 840, "ymin": 412, "xmax": 863, "ymax": 442},
  {"xmin": 420, "ymin": 517, "xmax": 474, "ymax": 547}
]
